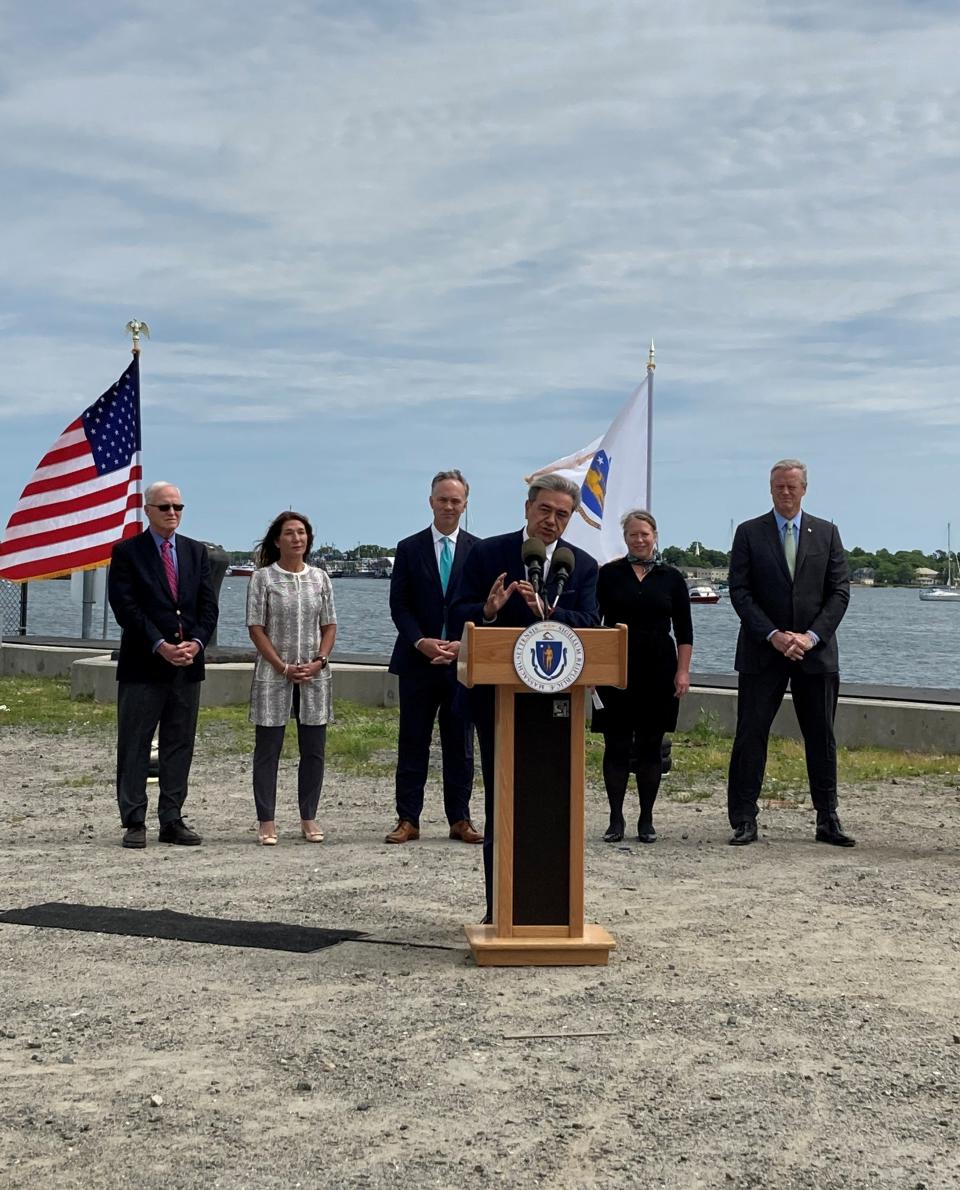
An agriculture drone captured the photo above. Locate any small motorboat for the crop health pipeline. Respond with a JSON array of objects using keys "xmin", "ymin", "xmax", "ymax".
[{"xmin": 688, "ymin": 583, "xmax": 721, "ymax": 604}]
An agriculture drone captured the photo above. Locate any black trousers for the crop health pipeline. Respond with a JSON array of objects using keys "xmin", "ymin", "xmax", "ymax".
[
  {"xmin": 601, "ymin": 726, "xmax": 664, "ymax": 814},
  {"xmin": 116, "ymin": 674, "xmax": 201, "ymax": 827},
  {"xmin": 727, "ymin": 667, "xmax": 840, "ymax": 826},
  {"xmin": 252, "ymin": 684, "xmax": 327, "ymax": 822},
  {"xmin": 394, "ymin": 668, "xmax": 473, "ymax": 826}
]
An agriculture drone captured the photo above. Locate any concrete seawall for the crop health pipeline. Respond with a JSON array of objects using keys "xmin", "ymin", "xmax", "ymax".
[{"xmin": 2, "ymin": 641, "xmax": 956, "ymax": 754}]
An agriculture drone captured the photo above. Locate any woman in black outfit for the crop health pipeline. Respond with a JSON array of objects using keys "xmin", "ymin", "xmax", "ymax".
[{"xmin": 596, "ymin": 510, "xmax": 693, "ymax": 843}]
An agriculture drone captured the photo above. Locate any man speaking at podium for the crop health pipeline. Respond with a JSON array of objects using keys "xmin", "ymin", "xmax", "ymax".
[{"xmin": 448, "ymin": 474, "xmax": 600, "ymax": 922}]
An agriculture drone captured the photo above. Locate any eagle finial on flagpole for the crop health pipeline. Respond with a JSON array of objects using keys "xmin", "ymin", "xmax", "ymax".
[
  {"xmin": 125, "ymin": 319, "xmax": 150, "ymax": 355},
  {"xmin": 647, "ymin": 339, "xmax": 655, "ymax": 371}
]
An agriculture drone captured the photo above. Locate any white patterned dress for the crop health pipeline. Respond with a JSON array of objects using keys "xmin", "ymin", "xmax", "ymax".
[{"xmin": 246, "ymin": 563, "xmax": 337, "ymax": 727}]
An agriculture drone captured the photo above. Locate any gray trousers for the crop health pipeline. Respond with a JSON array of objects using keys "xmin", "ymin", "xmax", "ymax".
[
  {"xmin": 253, "ymin": 698, "xmax": 327, "ymax": 823},
  {"xmin": 116, "ymin": 674, "xmax": 201, "ymax": 827}
]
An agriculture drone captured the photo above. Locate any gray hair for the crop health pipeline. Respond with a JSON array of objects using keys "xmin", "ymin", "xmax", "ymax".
[
  {"xmin": 621, "ymin": 508, "xmax": 657, "ymax": 535},
  {"xmin": 431, "ymin": 469, "xmax": 469, "ymax": 497},
  {"xmin": 770, "ymin": 459, "xmax": 807, "ymax": 485},
  {"xmin": 144, "ymin": 480, "xmax": 181, "ymax": 505},
  {"xmin": 527, "ymin": 472, "xmax": 581, "ymax": 511}
]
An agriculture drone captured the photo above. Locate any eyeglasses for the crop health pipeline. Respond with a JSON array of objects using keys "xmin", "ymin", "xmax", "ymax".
[{"xmin": 148, "ymin": 503, "xmax": 184, "ymax": 512}]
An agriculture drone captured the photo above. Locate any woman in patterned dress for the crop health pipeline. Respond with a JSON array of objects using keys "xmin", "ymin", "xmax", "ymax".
[
  {"xmin": 246, "ymin": 511, "xmax": 337, "ymax": 845},
  {"xmin": 595, "ymin": 510, "xmax": 692, "ymax": 844}
]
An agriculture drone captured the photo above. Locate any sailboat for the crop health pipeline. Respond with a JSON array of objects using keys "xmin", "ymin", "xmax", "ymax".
[{"xmin": 919, "ymin": 523, "xmax": 960, "ymax": 602}]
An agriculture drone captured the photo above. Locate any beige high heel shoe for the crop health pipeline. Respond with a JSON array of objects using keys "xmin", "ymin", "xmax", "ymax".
[{"xmin": 300, "ymin": 822, "xmax": 324, "ymax": 843}]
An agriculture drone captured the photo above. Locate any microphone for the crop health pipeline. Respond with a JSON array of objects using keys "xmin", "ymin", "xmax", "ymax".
[
  {"xmin": 521, "ymin": 537, "xmax": 547, "ymax": 594},
  {"xmin": 551, "ymin": 546, "xmax": 575, "ymax": 602}
]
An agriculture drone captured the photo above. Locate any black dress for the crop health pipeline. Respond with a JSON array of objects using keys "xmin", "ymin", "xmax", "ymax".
[{"xmin": 595, "ymin": 559, "xmax": 693, "ymax": 735}]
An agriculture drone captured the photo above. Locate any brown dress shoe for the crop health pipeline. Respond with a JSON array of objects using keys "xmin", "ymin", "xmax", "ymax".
[
  {"xmin": 385, "ymin": 820, "xmax": 420, "ymax": 844},
  {"xmin": 449, "ymin": 819, "xmax": 483, "ymax": 844}
]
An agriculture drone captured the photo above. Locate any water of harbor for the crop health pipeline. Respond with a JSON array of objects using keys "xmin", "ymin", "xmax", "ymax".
[{"xmin": 6, "ymin": 578, "xmax": 960, "ymax": 691}]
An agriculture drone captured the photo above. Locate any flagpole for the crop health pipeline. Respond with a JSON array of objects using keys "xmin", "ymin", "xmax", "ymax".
[
  {"xmin": 645, "ymin": 340, "xmax": 655, "ymax": 510},
  {"xmin": 97, "ymin": 318, "xmax": 149, "ymax": 642},
  {"xmin": 90, "ymin": 320, "xmax": 149, "ymax": 641}
]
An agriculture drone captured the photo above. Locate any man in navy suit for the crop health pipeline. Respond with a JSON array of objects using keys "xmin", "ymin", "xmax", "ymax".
[
  {"xmin": 727, "ymin": 459, "xmax": 854, "ymax": 847},
  {"xmin": 385, "ymin": 470, "xmax": 481, "ymax": 845},
  {"xmin": 448, "ymin": 474, "xmax": 600, "ymax": 919},
  {"xmin": 108, "ymin": 481, "xmax": 219, "ymax": 849}
]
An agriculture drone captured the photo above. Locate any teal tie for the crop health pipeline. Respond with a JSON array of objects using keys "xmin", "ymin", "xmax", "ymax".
[
  {"xmin": 783, "ymin": 522, "xmax": 796, "ymax": 579},
  {"xmin": 439, "ymin": 537, "xmax": 453, "ymax": 640},
  {"xmin": 439, "ymin": 536, "xmax": 453, "ymax": 593}
]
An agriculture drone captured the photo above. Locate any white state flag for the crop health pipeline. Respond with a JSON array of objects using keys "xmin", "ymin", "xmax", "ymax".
[{"xmin": 525, "ymin": 378, "xmax": 650, "ymax": 565}]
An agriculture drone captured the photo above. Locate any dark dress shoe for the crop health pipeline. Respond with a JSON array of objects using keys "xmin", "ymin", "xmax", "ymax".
[
  {"xmin": 637, "ymin": 814, "xmax": 657, "ymax": 844},
  {"xmin": 158, "ymin": 819, "xmax": 202, "ymax": 846},
  {"xmin": 122, "ymin": 825, "xmax": 146, "ymax": 849},
  {"xmin": 730, "ymin": 821, "xmax": 758, "ymax": 846},
  {"xmin": 603, "ymin": 816, "xmax": 626, "ymax": 843},
  {"xmin": 816, "ymin": 817, "xmax": 856, "ymax": 847}
]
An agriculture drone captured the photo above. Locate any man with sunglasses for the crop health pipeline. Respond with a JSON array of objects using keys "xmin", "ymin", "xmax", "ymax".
[{"xmin": 108, "ymin": 481, "xmax": 219, "ymax": 848}]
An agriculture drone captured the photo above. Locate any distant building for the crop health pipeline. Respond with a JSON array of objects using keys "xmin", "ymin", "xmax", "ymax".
[
  {"xmin": 851, "ymin": 567, "xmax": 875, "ymax": 586},
  {"xmin": 681, "ymin": 565, "xmax": 729, "ymax": 583},
  {"xmin": 915, "ymin": 567, "xmax": 938, "ymax": 587}
]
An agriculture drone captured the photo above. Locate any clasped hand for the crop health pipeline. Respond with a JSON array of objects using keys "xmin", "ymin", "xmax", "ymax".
[
  {"xmin": 285, "ymin": 660, "xmax": 321, "ymax": 684},
  {"xmin": 772, "ymin": 630, "xmax": 814, "ymax": 662},
  {"xmin": 418, "ymin": 638, "xmax": 461, "ymax": 666},
  {"xmin": 159, "ymin": 640, "xmax": 198, "ymax": 667}
]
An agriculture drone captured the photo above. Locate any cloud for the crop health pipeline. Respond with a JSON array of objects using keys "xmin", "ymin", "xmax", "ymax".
[{"xmin": 1, "ymin": 0, "xmax": 958, "ymax": 553}]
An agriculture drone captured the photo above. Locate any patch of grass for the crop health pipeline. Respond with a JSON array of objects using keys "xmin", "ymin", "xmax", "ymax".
[
  {"xmin": 587, "ymin": 707, "xmax": 960, "ymax": 796},
  {"xmin": 194, "ymin": 699, "xmax": 399, "ymax": 772},
  {"xmin": 668, "ymin": 718, "xmax": 960, "ymax": 792},
  {"xmin": 326, "ymin": 702, "xmax": 399, "ymax": 775},
  {"xmin": 4, "ymin": 676, "xmax": 960, "ymax": 787},
  {"xmin": 196, "ymin": 703, "xmax": 252, "ymax": 757},
  {"xmin": 0, "ymin": 676, "xmax": 114, "ymax": 732},
  {"xmin": 58, "ymin": 772, "xmax": 101, "ymax": 788}
]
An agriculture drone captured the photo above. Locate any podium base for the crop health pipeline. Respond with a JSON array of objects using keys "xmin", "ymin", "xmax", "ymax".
[{"xmin": 464, "ymin": 924, "xmax": 616, "ymax": 967}]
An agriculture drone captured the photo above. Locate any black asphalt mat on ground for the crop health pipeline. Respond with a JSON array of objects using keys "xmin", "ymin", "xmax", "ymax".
[{"xmin": 0, "ymin": 903, "xmax": 366, "ymax": 952}]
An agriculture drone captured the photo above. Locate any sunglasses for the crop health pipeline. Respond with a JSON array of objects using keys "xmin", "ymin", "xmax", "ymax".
[{"xmin": 148, "ymin": 503, "xmax": 185, "ymax": 512}]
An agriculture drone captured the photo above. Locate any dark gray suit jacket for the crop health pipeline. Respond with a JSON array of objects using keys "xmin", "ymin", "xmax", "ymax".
[{"xmin": 729, "ymin": 510, "xmax": 849, "ymax": 675}]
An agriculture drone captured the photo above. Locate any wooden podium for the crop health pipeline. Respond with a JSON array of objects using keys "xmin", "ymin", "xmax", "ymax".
[{"xmin": 459, "ymin": 622, "xmax": 627, "ymax": 967}]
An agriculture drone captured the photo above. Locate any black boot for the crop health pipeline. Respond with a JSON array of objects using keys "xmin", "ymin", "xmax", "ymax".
[
  {"xmin": 637, "ymin": 790, "xmax": 658, "ymax": 844},
  {"xmin": 637, "ymin": 809, "xmax": 657, "ymax": 844},
  {"xmin": 603, "ymin": 792, "xmax": 626, "ymax": 843},
  {"xmin": 603, "ymin": 816, "xmax": 625, "ymax": 843}
]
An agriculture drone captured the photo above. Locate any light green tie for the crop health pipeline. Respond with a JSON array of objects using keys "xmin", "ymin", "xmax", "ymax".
[{"xmin": 783, "ymin": 521, "xmax": 796, "ymax": 579}]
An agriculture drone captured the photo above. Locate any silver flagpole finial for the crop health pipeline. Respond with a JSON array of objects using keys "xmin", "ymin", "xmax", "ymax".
[
  {"xmin": 125, "ymin": 319, "xmax": 151, "ymax": 355},
  {"xmin": 647, "ymin": 339, "xmax": 656, "ymax": 371}
]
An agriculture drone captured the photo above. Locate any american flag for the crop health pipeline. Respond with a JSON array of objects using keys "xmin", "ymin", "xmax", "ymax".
[{"xmin": 0, "ymin": 357, "xmax": 143, "ymax": 582}]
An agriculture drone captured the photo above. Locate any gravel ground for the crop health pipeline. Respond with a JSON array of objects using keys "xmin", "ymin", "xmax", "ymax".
[{"xmin": 1, "ymin": 724, "xmax": 959, "ymax": 1189}]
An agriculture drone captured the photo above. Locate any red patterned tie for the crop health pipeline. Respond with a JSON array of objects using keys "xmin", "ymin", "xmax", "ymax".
[{"xmin": 161, "ymin": 539, "xmax": 178, "ymax": 600}]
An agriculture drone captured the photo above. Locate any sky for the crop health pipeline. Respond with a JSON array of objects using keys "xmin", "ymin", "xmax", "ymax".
[{"xmin": 1, "ymin": 0, "xmax": 959, "ymax": 556}]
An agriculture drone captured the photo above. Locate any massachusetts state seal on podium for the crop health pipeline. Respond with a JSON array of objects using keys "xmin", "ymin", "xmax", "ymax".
[{"xmin": 512, "ymin": 621, "xmax": 585, "ymax": 692}]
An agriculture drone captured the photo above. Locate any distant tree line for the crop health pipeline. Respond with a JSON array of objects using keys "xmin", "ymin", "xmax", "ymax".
[
  {"xmin": 225, "ymin": 544, "xmax": 393, "ymax": 564},
  {"xmin": 224, "ymin": 540, "xmax": 953, "ymax": 586},
  {"xmin": 657, "ymin": 542, "xmax": 953, "ymax": 587}
]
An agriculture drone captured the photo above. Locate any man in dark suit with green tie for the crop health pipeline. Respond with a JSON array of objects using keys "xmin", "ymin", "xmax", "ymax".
[
  {"xmin": 727, "ymin": 459, "xmax": 854, "ymax": 847},
  {"xmin": 385, "ymin": 470, "xmax": 481, "ymax": 845}
]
